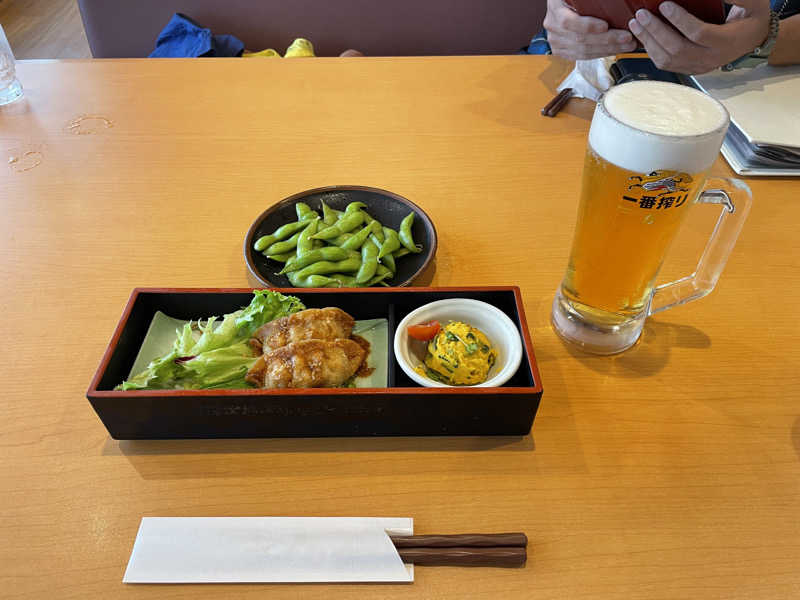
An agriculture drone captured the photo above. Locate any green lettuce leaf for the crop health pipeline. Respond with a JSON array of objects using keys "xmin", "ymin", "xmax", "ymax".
[
  {"xmin": 117, "ymin": 290, "xmax": 304, "ymax": 390},
  {"xmin": 178, "ymin": 341, "xmax": 261, "ymax": 390}
]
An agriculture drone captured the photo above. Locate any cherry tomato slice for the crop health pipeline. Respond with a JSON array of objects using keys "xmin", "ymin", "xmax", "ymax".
[{"xmin": 407, "ymin": 320, "xmax": 441, "ymax": 341}]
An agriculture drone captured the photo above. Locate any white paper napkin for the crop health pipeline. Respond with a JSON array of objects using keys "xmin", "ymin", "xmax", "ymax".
[
  {"xmin": 557, "ymin": 57, "xmax": 615, "ymax": 101},
  {"xmin": 124, "ymin": 517, "xmax": 414, "ymax": 583}
]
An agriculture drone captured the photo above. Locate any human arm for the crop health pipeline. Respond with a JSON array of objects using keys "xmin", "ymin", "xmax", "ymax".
[
  {"xmin": 769, "ymin": 13, "xmax": 800, "ymax": 65},
  {"xmin": 627, "ymin": 0, "xmax": 772, "ymax": 74},
  {"xmin": 543, "ymin": 0, "xmax": 637, "ymax": 59}
]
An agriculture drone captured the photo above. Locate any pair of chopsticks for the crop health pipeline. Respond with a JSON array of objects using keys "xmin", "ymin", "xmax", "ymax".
[
  {"xmin": 389, "ymin": 532, "xmax": 528, "ymax": 567},
  {"xmin": 541, "ymin": 87, "xmax": 573, "ymax": 117}
]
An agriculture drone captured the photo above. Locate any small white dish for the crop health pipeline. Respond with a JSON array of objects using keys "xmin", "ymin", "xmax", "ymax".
[{"xmin": 394, "ymin": 298, "xmax": 523, "ymax": 388}]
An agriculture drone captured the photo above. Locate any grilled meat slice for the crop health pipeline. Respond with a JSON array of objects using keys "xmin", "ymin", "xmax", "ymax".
[
  {"xmin": 245, "ymin": 338, "xmax": 366, "ymax": 388},
  {"xmin": 251, "ymin": 307, "xmax": 355, "ymax": 354}
]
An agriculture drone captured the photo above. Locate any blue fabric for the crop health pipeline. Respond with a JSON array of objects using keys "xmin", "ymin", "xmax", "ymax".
[
  {"xmin": 149, "ymin": 13, "xmax": 244, "ymax": 58},
  {"xmin": 522, "ymin": 30, "xmax": 551, "ymax": 55},
  {"xmin": 773, "ymin": 0, "xmax": 800, "ymax": 18},
  {"xmin": 211, "ymin": 34, "xmax": 246, "ymax": 57}
]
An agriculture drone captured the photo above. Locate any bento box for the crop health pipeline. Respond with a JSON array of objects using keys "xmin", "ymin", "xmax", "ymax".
[{"xmin": 87, "ymin": 287, "xmax": 543, "ymax": 439}]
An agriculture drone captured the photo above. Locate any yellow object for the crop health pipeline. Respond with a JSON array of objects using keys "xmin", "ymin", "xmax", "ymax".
[
  {"xmin": 243, "ymin": 38, "xmax": 316, "ymax": 59},
  {"xmin": 242, "ymin": 48, "xmax": 281, "ymax": 58},
  {"xmin": 284, "ymin": 38, "xmax": 315, "ymax": 58},
  {"xmin": 414, "ymin": 321, "xmax": 497, "ymax": 386}
]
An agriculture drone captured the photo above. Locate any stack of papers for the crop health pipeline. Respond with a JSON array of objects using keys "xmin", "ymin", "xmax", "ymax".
[{"xmin": 691, "ymin": 64, "xmax": 800, "ymax": 176}]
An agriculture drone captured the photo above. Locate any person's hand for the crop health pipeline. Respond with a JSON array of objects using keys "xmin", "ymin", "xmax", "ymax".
[
  {"xmin": 544, "ymin": 0, "xmax": 637, "ymax": 59},
  {"xmin": 628, "ymin": 0, "xmax": 772, "ymax": 74}
]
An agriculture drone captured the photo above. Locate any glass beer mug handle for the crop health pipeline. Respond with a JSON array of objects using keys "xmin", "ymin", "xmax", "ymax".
[{"xmin": 649, "ymin": 177, "xmax": 752, "ymax": 315}]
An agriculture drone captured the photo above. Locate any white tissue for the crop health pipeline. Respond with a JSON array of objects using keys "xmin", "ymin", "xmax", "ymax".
[
  {"xmin": 123, "ymin": 517, "xmax": 414, "ymax": 583},
  {"xmin": 557, "ymin": 57, "xmax": 615, "ymax": 101}
]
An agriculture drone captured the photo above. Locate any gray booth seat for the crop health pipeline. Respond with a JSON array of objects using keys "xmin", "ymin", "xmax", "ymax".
[{"xmin": 78, "ymin": 0, "xmax": 547, "ymax": 57}]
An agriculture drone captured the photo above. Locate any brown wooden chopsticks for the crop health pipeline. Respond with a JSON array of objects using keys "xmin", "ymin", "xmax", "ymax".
[
  {"xmin": 389, "ymin": 533, "xmax": 528, "ymax": 567},
  {"xmin": 541, "ymin": 87, "xmax": 573, "ymax": 117}
]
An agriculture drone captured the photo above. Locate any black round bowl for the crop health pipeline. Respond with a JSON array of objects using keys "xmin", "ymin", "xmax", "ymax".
[{"xmin": 244, "ymin": 186, "xmax": 437, "ymax": 288}]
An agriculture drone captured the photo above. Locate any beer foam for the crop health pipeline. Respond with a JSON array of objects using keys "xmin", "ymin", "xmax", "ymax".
[{"xmin": 589, "ymin": 81, "xmax": 729, "ymax": 174}]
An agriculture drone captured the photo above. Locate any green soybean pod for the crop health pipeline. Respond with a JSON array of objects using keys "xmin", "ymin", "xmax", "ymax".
[
  {"xmin": 368, "ymin": 232, "xmax": 382, "ymax": 251},
  {"xmin": 329, "ymin": 232, "xmax": 353, "ymax": 247},
  {"xmin": 296, "ymin": 218, "xmax": 320, "ymax": 257},
  {"xmin": 254, "ymin": 235, "xmax": 275, "ymax": 252},
  {"xmin": 279, "ymin": 247, "xmax": 357, "ymax": 274},
  {"xmin": 294, "ymin": 256, "xmax": 363, "ymax": 279},
  {"xmin": 286, "ymin": 272, "xmax": 337, "ymax": 288},
  {"xmin": 392, "ymin": 247, "xmax": 412, "ymax": 259},
  {"xmin": 265, "ymin": 251, "xmax": 295, "ymax": 263},
  {"xmin": 380, "ymin": 249, "xmax": 396, "ymax": 274},
  {"xmin": 262, "ymin": 230, "xmax": 304, "ymax": 255},
  {"xmin": 365, "ymin": 217, "xmax": 384, "ymax": 243},
  {"xmin": 365, "ymin": 231, "xmax": 389, "ymax": 273},
  {"xmin": 339, "ymin": 224, "xmax": 373, "ymax": 251},
  {"xmin": 355, "ymin": 238, "xmax": 379, "ymax": 283},
  {"xmin": 398, "ymin": 212, "xmax": 421, "ymax": 252},
  {"xmin": 377, "ymin": 226, "xmax": 401, "ymax": 258},
  {"xmin": 312, "ymin": 211, "xmax": 364, "ymax": 240},
  {"xmin": 365, "ymin": 263, "xmax": 392, "ymax": 286},
  {"xmin": 344, "ymin": 201, "xmax": 367, "ymax": 215},
  {"xmin": 327, "ymin": 273, "xmax": 358, "ymax": 287},
  {"xmin": 365, "ymin": 220, "xmax": 384, "ymax": 255},
  {"xmin": 253, "ymin": 220, "xmax": 310, "ymax": 251},
  {"xmin": 296, "ymin": 202, "xmax": 318, "ymax": 222},
  {"xmin": 321, "ymin": 200, "xmax": 338, "ymax": 226}
]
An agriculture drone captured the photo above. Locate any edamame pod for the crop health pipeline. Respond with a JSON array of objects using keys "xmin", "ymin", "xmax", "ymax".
[
  {"xmin": 296, "ymin": 202, "xmax": 318, "ymax": 222},
  {"xmin": 364, "ymin": 217, "xmax": 384, "ymax": 243},
  {"xmin": 262, "ymin": 230, "xmax": 304, "ymax": 255},
  {"xmin": 364, "ymin": 264, "xmax": 392, "ymax": 286},
  {"xmin": 312, "ymin": 211, "xmax": 364, "ymax": 240},
  {"xmin": 286, "ymin": 272, "xmax": 337, "ymax": 288},
  {"xmin": 355, "ymin": 239, "xmax": 379, "ymax": 283},
  {"xmin": 339, "ymin": 224, "xmax": 373, "ymax": 251},
  {"xmin": 344, "ymin": 201, "xmax": 367, "ymax": 215},
  {"xmin": 296, "ymin": 218, "xmax": 320, "ymax": 257},
  {"xmin": 321, "ymin": 200, "xmax": 338, "ymax": 226},
  {"xmin": 254, "ymin": 220, "xmax": 311, "ymax": 251},
  {"xmin": 398, "ymin": 212, "xmax": 421, "ymax": 252},
  {"xmin": 329, "ymin": 232, "xmax": 353, "ymax": 247},
  {"xmin": 294, "ymin": 257, "xmax": 363, "ymax": 279},
  {"xmin": 378, "ymin": 226, "xmax": 401, "ymax": 259},
  {"xmin": 380, "ymin": 250, "xmax": 396, "ymax": 274},
  {"xmin": 327, "ymin": 273, "xmax": 358, "ymax": 287},
  {"xmin": 279, "ymin": 247, "xmax": 359, "ymax": 274},
  {"xmin": 265, "ymin": 251, "xmax": 294, "ymax": 262}
]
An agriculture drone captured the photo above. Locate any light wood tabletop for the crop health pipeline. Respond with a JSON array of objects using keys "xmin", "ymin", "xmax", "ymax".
[{"xmin": 1, "ymin": 57, "xmax": 798, "ymax": 599}]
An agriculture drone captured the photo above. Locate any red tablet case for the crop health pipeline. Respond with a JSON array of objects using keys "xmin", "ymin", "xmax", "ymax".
[{"xmin": 564, "ymin": 0, "xmax": 725, "ymax": 30}]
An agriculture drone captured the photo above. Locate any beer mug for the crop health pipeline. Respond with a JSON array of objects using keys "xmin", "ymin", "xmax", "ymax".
[{"xmin": 552, "ymin": 80, "xmax": 751, "ymax": 354}]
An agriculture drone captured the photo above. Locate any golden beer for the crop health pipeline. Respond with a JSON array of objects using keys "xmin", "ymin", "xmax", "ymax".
[
  {"xmin": 553, "ymin": 80, "xmax": 734, "ymax": 353},
  {"xmin": 561, "ymin": 149, "xmax": 707, "ymax": 324}
]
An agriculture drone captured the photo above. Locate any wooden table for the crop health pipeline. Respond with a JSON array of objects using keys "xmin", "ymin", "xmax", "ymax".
[{"xmin": 2, "ymin": 57, "xmax": 798, "ymax": 599}]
